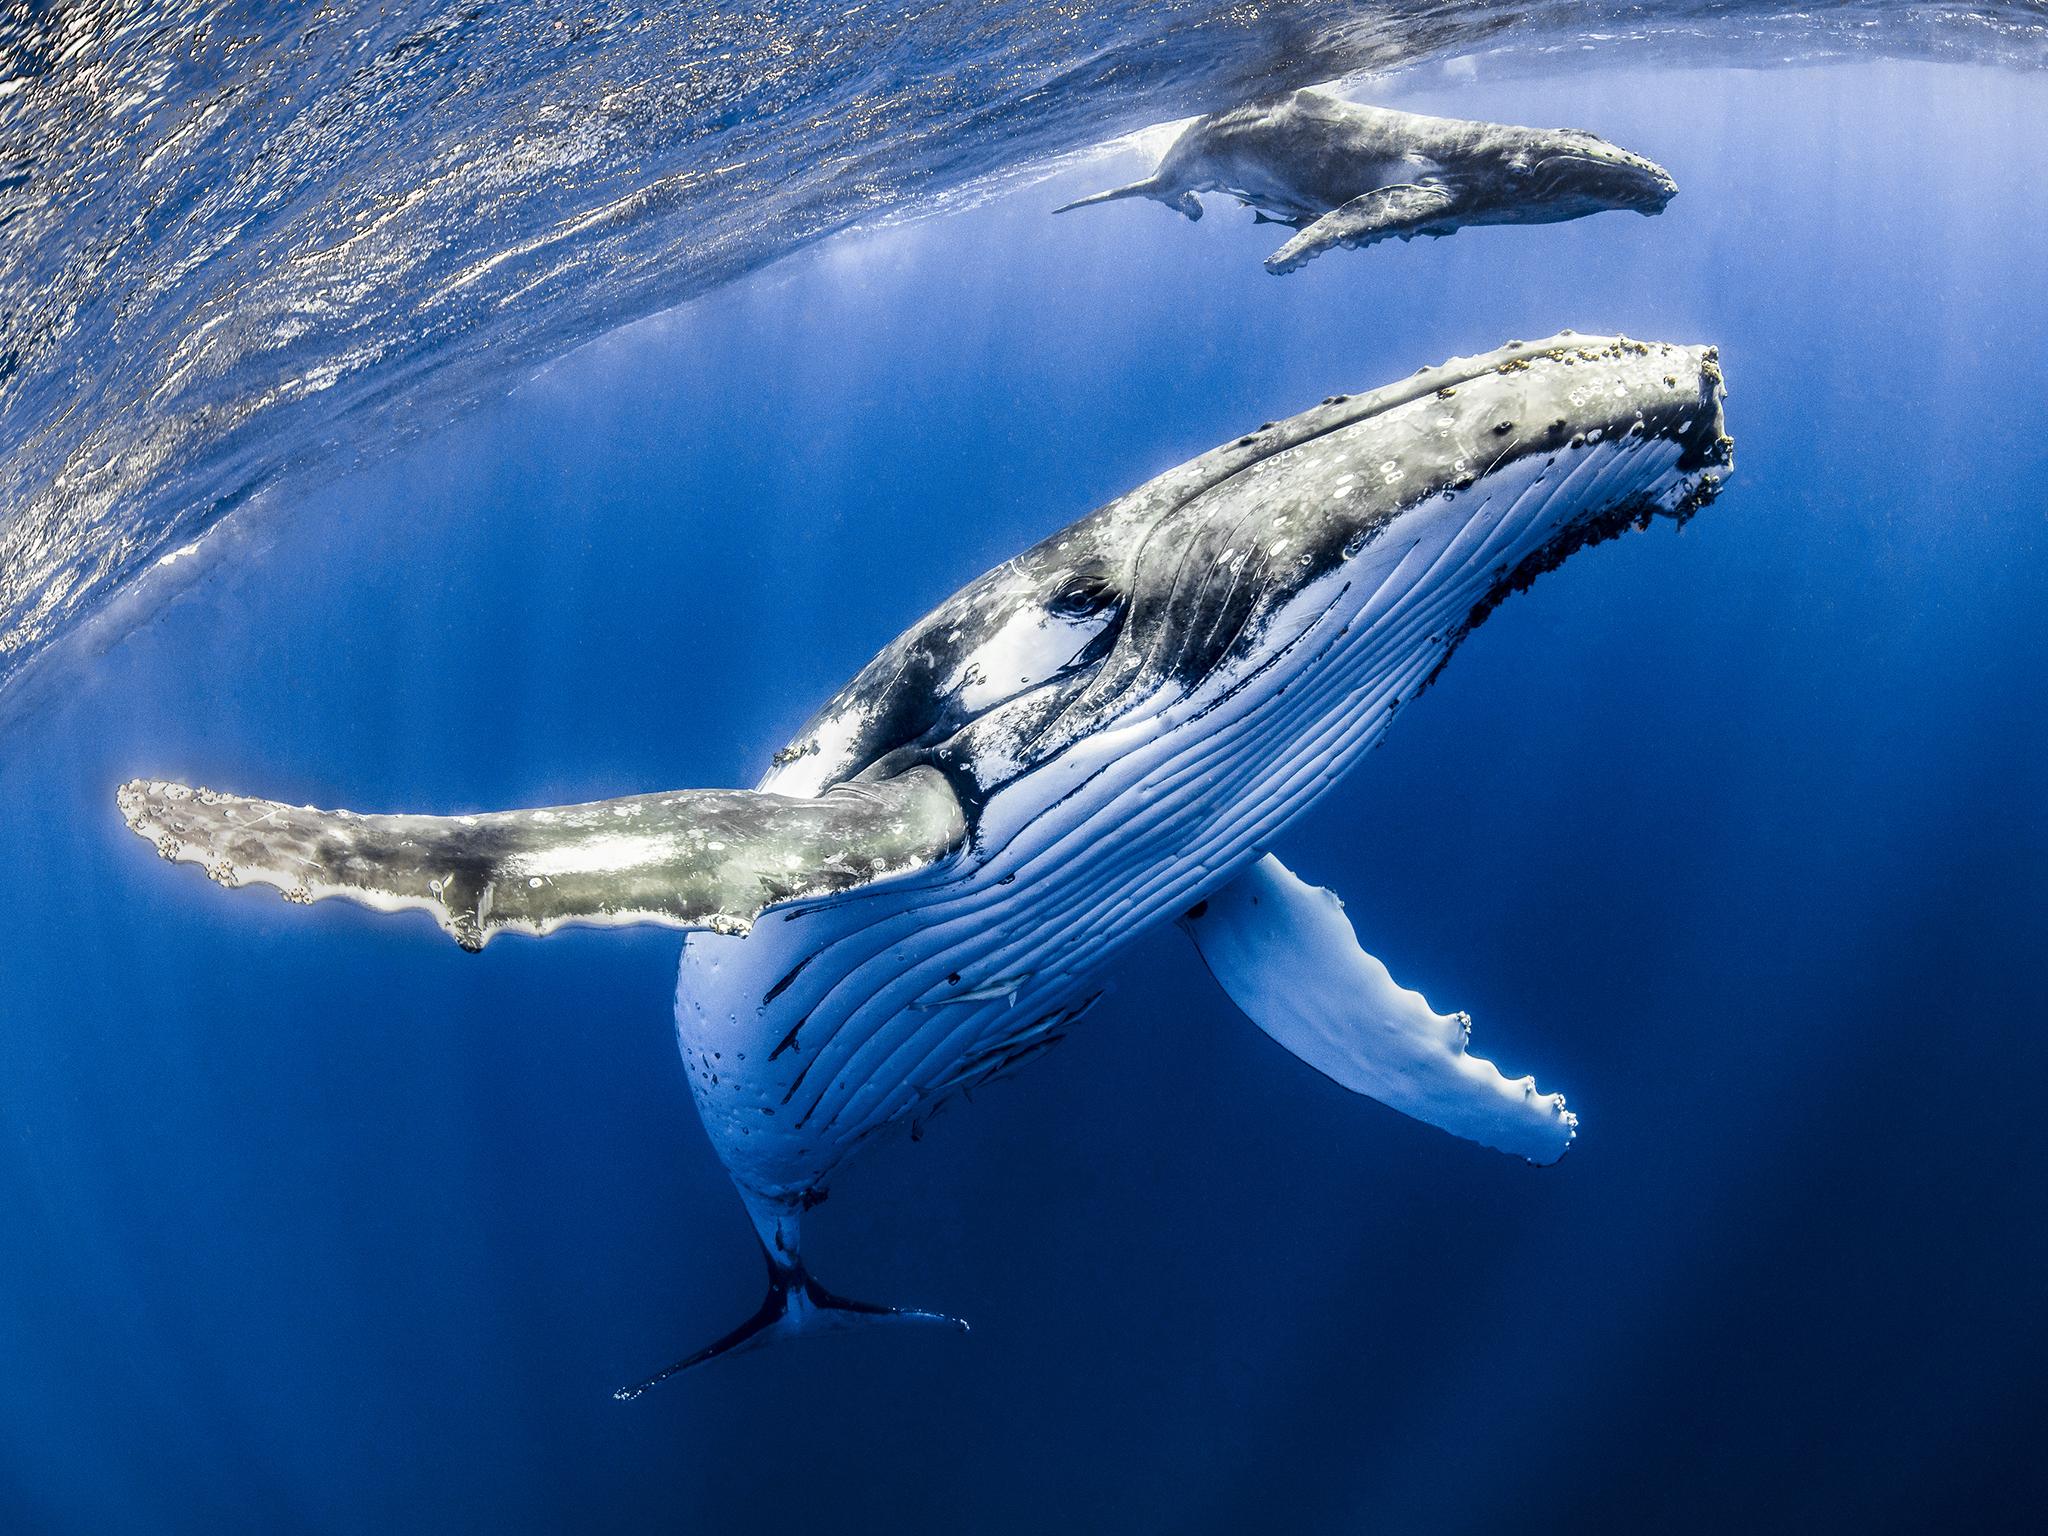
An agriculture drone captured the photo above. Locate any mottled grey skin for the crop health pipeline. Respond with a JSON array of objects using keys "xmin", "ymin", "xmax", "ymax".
[
  {"xmin": 117, "ymin": 333, "xmax": 1733, "ymax": 1394},
  {"xmin": 1055, "ymin": 90, "xmax": 1677, "ymax": 273},
  {"xmin": 760, "ymin": 334, "xmax": 1726, "ymax": 813},
  {"xmin": 118, "ymin": 772, "xmax": 965, "ymax": 950}
]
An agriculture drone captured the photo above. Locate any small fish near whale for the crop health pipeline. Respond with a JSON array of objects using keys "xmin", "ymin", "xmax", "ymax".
[
  {"xmin": 1055, "ymin": 89, "xmax": 1678, "ymax": 273},
  {"xmin": 119, "ymin": 332, "xmax": 1732, "ymax": 1396}
]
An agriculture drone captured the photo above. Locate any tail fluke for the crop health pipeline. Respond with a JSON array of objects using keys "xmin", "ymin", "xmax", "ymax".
[
  {"xmin": 613, "ymin": 1244, "xmax": 968, "ymax": 1401},
  {"xmin": 1052, "ymin": 177, "xmax": 1201, "ymax": 220},
  {"xmin": 1051, "ymin": 178, "xmax": 1161, "ymax": 214}
]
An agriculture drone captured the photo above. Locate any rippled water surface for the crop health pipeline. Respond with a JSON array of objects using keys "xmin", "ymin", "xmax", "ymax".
[
  {"xmin": 2, "ymin": 8, "xmax": 2046, "ymax": 1534},
  {"xmin": 2, "ymin": 1, "xmax": 2045, "ymax": 708}
]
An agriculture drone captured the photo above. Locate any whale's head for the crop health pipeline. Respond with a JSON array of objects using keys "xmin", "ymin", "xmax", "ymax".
[
  {"xmin": 761, "ymin": 334, "xmax": 1730, "ymax": 823},
  {"xmin": 1521, "ymin": 129, "xmax": 1678, "ymax": 217}
]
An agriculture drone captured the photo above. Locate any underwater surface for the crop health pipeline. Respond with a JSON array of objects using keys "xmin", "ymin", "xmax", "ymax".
[{"xmin": 3, "ymin": 8, "xmax": 2047, "ymax": 1534}]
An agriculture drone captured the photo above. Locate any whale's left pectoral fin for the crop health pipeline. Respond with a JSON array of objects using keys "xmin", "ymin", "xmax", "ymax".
[
  {"xmin": 1264, "ymin": 182, "xmax": 1460, "ymax": 274},
  {"xmin": 1181, "ymin": 855, "xmax": 1576, "ymax": 1164},
  {"xmin": 116, "ymin": 767, "xmax": 965, "ymax": 951}
]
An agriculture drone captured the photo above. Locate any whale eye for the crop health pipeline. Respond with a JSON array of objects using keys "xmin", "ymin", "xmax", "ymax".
[{"xmin": 1046, "ymin": 567, "xmax": 1122, "ymax": 621}]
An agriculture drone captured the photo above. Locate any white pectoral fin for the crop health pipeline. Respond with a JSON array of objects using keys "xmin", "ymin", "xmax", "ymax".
[
  {"xmin": 116, "ymin": 767, "xmax": 965, "ymax": 951},
  {"xmin": 1264, "ymin": 182, "xmax": 1461, "ymax": 274},
  {"xmin": 1182, "ymin": 855, "xmax": 1577, "ymax": 1164}
]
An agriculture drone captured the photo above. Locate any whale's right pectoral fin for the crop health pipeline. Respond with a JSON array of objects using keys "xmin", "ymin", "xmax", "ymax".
[
  {"xmin": 1264, "ymin": 181, "xmax": 1461, "ymax": 274},
  {"xmin": 115, "ymin": 767, "xmax": 965, "ymax": 951},
  {"xmin": 1180, "ymin": 855, "xmax": 1577, "ymax": 1164}
]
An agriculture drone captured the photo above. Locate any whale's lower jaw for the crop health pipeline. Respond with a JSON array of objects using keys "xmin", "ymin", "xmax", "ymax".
[{"xmin": 678, "ymin": 421, "xmax": 1722, "ymax": 1200}]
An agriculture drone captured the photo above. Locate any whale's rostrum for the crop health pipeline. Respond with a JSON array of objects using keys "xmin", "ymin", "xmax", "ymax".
[{"xmin": 118, "ymin": 332, "xmax": 1733, "ymax": 1393}]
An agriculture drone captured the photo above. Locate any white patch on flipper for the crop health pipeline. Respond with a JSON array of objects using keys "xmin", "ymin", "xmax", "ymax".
[
  {"xmin": 757, "ymin": 705, "xmax": 869, "ymax": 798},
  {"xmin": 942, "ymin": 606, "xmax": 1108, "ymax": 712},
  {"xmin": 1182, "ymin": 854, "xmax": 1577, "ymax": 1164},
  {"xmin": 505, "ymin": 831, "xmax": 683, "ymax": 880}
]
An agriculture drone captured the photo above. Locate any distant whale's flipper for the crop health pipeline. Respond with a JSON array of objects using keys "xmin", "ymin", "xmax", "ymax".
[
  {"xmin": 116, "ymin": 768, "xmax": 965, "ymax": 950},
  {"xmin": 1263, "ymin": 181, "xmax": 1461, "ymax": 274},
  {"xmin": 614, "ymin": 1228, "xmax": 968, "ymax": 1400},
  {"xmin": 1052, "ymin": 177, "xmax": 1203, "ymax": 221},
  {"xmin": 1181, "ymin": 855, "xmax": 1577, "ymax": 1164}
]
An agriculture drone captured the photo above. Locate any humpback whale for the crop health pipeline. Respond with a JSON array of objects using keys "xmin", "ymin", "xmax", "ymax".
[
  {"xmin": 1055, "ymin": 90, "xmax": 1677, "ymax": 274},
  {"xmin": 119, "ymin": 332, "xmax": 1733, "ymax": 1395}
]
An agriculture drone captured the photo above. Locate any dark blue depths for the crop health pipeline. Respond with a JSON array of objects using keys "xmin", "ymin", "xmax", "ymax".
[{"xmin": 1, "ymin": 62, "xmax": 2043, "ymax": 1535}]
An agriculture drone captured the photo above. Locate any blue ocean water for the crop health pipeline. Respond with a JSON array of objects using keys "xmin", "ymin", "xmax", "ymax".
[{"xmin": 1, "ymin": 50, "xmax": 2044, "ymax": 1536}]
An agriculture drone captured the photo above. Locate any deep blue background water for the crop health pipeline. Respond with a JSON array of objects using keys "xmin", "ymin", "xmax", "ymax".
[{"xmin": 3, "ymin": 61, "xmax": 2044, "ymax": 1532}]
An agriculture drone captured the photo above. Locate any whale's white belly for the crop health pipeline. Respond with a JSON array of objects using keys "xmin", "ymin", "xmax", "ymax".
[{"xmin": 675, "ymin": 430, "xmax": 1693, "ymax": 1200}]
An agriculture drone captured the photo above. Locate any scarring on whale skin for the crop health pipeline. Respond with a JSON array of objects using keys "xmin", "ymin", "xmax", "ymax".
[
  {"xmin": 1055, "ymin": 89, "xmax": 1678, "ymax": 273},
  {"xmin": 120, "ymin": 332, "xmax": 1733, "ymax": 1392}
]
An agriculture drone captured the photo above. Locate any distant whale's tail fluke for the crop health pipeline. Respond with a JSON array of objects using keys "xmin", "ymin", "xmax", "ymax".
[
  {"xmin": 613, "ymin": 1214, "xmax": 967, "ymax": 1400},
  {"xmin": 1052, "ymin": 177, "xmax": 1203, "ymax": 220}
]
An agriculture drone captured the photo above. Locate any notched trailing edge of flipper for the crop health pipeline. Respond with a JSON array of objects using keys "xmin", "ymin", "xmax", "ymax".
[{"xmin": 1183, "ymin": 855, "xmax": 1578, "ymax": 1165}]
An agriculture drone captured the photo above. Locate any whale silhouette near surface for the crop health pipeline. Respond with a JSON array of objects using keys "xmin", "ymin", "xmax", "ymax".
[
  {"xmin": 120, "ymin": 332, "xmax": 1733, "ymax": 1395},
  {"xmin": 1056, "ymin": 90, "xmax": 1678, "ymax": 273}
]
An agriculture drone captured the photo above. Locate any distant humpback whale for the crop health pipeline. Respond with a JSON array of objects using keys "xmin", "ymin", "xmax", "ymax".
[
  {"xmin": 119, "ymin": 332, "xmax": 1732, "ymax": 1396},
  {"xmin": 1055, "ymin": 90, "xmax": 1678, "ymax": 273}
]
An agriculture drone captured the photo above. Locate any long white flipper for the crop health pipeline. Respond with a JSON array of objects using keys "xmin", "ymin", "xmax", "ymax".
[
  {"xmin": 116, "ymin": 768, "xmax": 965, "ymax": 951},
  {"xmin": 1182, "ymin": 855, "xmax": 1577, "ymax": 1164},
  {"xmin": 1264, "ymin": 181, "xmax": 1460, "ymax": 274}
]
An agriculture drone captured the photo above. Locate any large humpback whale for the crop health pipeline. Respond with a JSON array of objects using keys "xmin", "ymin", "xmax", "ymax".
[
  {"xmin": 119, "ymin": 332, "xmax": 1732, "ymax": 1396},
  {"xmin": 1055, "ymin": 90, "xmax": 1677, "ymax": 274}
]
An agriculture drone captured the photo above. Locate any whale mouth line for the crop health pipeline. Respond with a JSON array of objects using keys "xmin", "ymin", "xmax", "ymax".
[
  {"xmin": 1530, "ymin": 150, "xmax": 1677, "ymax": 204},
  {"xmin": 1425, "ymin": 472, "xmax": 1725, "ymax": 698},
  {"xmin": 1056, "ymin": 333, "xmax": 1729, "ymax": 730}
]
